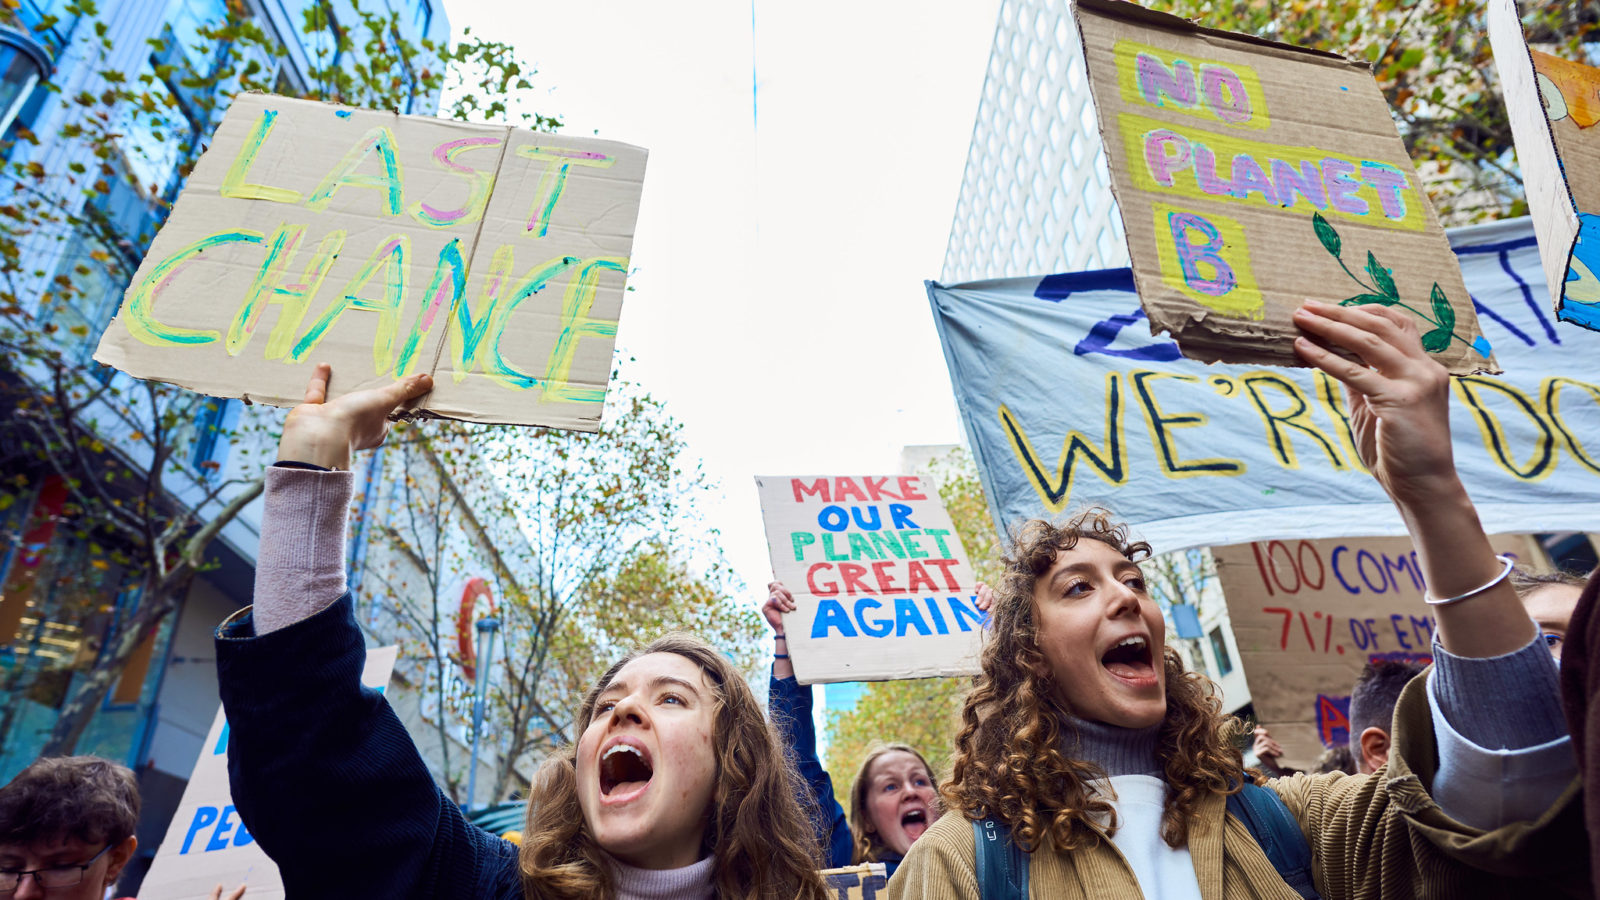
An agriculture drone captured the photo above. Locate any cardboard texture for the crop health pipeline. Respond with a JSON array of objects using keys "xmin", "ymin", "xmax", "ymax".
[
  {"xmin": 820, "ymin": 863, "xmax": 890, "ymax": 898},
  {"xmin": 1214, "ymin": 536, "xmax": 1534, "ymax": 770},
  {"xmin": 137, "ymin": 646, "xmax": 399, "ymax": 900},
  {"xmin": 755, "ymin": 475, "xmax": 986, "ymax": 684},
  {"xmin": 1488, "ymin": 0, "xmax": 1600, "ymax": 332},
  {"xmin": 93, "ymin": 93, "xmax": 648, "ymax": 430},
  {"xmin": 1072, "ymin": 0, "xmax": 1497, "ymax": 374}
]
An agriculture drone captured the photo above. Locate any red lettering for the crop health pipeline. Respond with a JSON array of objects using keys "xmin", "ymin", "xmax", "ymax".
[
  {"xmin": 925, "ymin": 558, "xmax": 961, "ymax": 591},
  {"xmin": 872, "ymin": 561, "xmax": 902, "ymax": 594},
  {"xmin": 839, "ymin": 563, "xmax": 873, "ymax": 594},
  {"xmin": 792, "ymin": 478, "xmax": 830, "ymax": 503},
  {"xmin": 834, "ymin": 478, "xmax": 868, "ymax": 502},
  {"xmin": 862, "ymin": 476, "xmax": 900, "ymax": 501},
  {"xmin": 898, "ymin": 476, "xmax": 927, "ymax": 500},
  {"xmin": 1250, "ymin": 542, "xmax": 1275, "ymax": 597},
  {"xmin": 806, "ymin": 563, "xmax": 838, "ymax": 596},
  {"xmin": 904, "ymin": 560, "xmax": 939, "ymax": 593}
]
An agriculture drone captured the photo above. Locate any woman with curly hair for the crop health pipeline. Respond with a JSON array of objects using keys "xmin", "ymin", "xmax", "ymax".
[
  {"xmin": 214, "ymin": 366, "xmax": 830, "ymax": 900},
  {"xmin": 890, "ymin": 301, "xmax": 1585, "ymax": 898},
  {"xmin": 762, "ymin": 583, "xmax": 948, "ymax": 874}
]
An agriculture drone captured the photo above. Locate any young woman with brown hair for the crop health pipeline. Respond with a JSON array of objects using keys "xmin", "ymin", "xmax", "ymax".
[
  {"xmin": 215, "ymin": 367, "xmax": 829, "ymax": 900},
  {"xmin": 890, "ymin": 301, "xmax": 1586, "ymax": 898}
]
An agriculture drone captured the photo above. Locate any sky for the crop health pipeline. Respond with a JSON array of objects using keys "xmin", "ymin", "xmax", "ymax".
[{"xmin": 443, "ymin": 0, "xmax": 1004, "ymax": 602}]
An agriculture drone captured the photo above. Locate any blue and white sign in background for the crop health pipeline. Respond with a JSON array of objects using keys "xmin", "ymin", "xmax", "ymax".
[{"xmin": 929, "ymin": 217, "xmax": 1600, "ymax": 552}]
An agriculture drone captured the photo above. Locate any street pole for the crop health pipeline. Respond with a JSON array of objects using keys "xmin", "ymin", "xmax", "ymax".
[{"xmin": 466, "ymin": 616, "xmax": 501, "ymax": 811}]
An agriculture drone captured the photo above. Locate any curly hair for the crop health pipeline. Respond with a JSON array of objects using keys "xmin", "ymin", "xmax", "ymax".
[
  {"xmin": 847, "ymin": 742, "xmax": 940, "ymax": 864},
  {"xmin": 944, "ymin": 509, "xmax": 1251, "ymax": 853},
  {"xmin": 518, "ymin": 633, "xmax": 828, "ymax": 900},
  {"xmin": 0, "ymin": 755, "xmax": 139, "ymax": 846}
]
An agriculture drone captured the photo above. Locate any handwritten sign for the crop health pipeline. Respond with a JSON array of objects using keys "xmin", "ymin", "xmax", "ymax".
[
  {"xmin": 138, "ymin": 646, "xmax": 398, "ymax": 899},
  {"xmin": 926, "ymin": 218, "xmax": 1600, "ymax": 555},
  {"xmin": 1072, "ymin": 0, "xmax": 1495, "ymax": 375},
  {"xmin": 820, "ymin": 863, "xmax": 889, "ymax": 899},
  {"xmin": 1214, "ymin": 536, "xmax": 1535, "ymax": 769},
  {"xmin": 93, "ymin": 93, "xmax": 648, "ymax": 430},
  {"xmin": 755, "ymin": 475, "xmax": 985, "ymax": 684},
  {"xmin": 1488, "ymin": 0, "xmax": 1600, "ymax": 333}
]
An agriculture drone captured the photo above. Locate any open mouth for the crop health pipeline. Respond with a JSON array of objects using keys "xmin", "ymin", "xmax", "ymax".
[
  {"xmin": 1101, "ymin": 635, "xmax": 1156, "ymax": 683},
  {"xmin": 901, "ymin": 808, "xmax": 929, "ymax": 840},
  {"xmin": 599, "ymin": 742, "xmax": 654, "ymax": 798}
]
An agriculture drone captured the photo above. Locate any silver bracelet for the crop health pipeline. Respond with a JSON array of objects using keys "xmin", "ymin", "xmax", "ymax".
[{"xmin": 1424, "ymin": 555, "xmax": 1515, "ymax": 606}]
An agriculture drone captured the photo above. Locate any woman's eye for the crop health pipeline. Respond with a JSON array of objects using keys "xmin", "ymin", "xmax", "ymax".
[
  {"xmin": 1543, "ymin": 633, "xmax": 1563, "ymax": 647},
  {"xmin": 662, "ymin": 694, "xmax": 684, "ymax": 705},
  {"xmin": 1064, "ymin": 581, "xmax": 1090, "ymax": 596},
  {"xmin": 597, "ymin": 700, "xmax": 616, "ymax": 713},
  {"xmin": 1126, "ymin": 577, "xmax": 1146, "ymax": 592},
  {"xmin": 882, "ymin": 782, "xmax": 899, "ymax": 793}
]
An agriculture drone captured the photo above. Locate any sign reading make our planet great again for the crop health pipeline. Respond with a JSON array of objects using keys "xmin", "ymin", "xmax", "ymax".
[
  {"xmin": 1073, "ymin": 0, "xmax": 1495, "ymax": 376},
  {"xmin": 93, "ymin": 93, "xmax": 647, "ymax": 430},
  {"xmin": 755, "ymin": 475, "xmax": 986, "ymax": 684}
]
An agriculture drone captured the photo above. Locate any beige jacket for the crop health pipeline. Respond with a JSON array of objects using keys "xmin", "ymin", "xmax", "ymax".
[{"xmin": 889, "ymin": 676, "xmax": 1587, "ymax": 899}]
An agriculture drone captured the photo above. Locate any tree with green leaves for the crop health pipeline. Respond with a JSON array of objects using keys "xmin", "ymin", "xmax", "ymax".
[
  {"xmin": 1147, "ymin": 0, "xmax": 1599, "ymax": 224},
  {"xmin": 0, "ymin": 1, "xmax": 555, "ymax": 757}
]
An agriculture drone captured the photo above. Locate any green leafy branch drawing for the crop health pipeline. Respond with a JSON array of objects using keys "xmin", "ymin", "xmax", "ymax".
[{"xmin": 1311, "ymin": 211, "xmax": 1479, "ymax": 355}]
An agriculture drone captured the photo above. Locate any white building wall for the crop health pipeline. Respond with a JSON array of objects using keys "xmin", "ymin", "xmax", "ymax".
[{"xmin": 943, "ymin": 0, "xmax": 1127, "ymax": 284}]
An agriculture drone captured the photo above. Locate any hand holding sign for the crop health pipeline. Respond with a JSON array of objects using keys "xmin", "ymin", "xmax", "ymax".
[
  {"xmin": 278, "ymin": 364, "xmax": 433, "ymax": 469},
  {"xmin": 1291, "ymin": 301, "xmax": 1455, "ymax": 505}
]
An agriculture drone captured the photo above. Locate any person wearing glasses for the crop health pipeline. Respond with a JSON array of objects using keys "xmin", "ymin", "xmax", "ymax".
[{"xmin": 0, "ymin": 756, "xmax": 138, "ymax": 900}]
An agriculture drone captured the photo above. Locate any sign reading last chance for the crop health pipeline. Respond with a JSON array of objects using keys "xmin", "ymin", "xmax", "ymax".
[{"xmin": 94, "ymin": 93, "xmax": 648, "ymax": 430}]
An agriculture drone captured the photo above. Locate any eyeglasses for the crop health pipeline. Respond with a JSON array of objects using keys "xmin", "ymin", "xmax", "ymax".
[{"xmin": 0, "ymin": 842, "xmax": 114, "ymax": 893}]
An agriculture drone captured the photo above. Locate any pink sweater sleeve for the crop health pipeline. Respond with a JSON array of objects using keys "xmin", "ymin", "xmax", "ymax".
[{"xmin": 252, "ymin": 465, "xmax": 354, "ymax": 634}]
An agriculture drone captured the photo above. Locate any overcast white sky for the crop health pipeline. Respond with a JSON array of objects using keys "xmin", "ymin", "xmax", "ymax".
[{"xmin": 444, "ymin": 0, "xmax": 1003, "ymax": 600}]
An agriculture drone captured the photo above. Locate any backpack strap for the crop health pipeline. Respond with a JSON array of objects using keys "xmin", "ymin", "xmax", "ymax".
[
  {"xmin": 972, "ymin": 817, "xmax": 1029, "ymax": 900},
  {"xmin": 1225, "ymin": 783, "xmax": 1321, "ymax": 900}
]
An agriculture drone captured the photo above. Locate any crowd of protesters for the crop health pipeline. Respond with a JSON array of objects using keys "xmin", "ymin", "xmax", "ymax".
[{"xmin": 2, "ymin": 302, "xmax": 1594, "ymax": 899}]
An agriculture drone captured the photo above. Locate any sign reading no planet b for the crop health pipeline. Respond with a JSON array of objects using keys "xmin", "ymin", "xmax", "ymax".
[
  {"xmin": 1072, "ymin": 0, "xmax": 1495, "ymax": 375},
  {"xmin": 755, "ymin": 475, "xmax": 986, "ymax": 684},
  {"xmin": 93, "ymin": 93, "xmax": 648, "ymax": 430}
]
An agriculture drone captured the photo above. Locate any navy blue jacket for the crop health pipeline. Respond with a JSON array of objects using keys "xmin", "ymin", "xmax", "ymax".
[
  {"xmin": 216, "ymin": 594, "xmax": 522, "ymax": 900},
  {"xmin": 767, "ymin": 673, "xmax": 902, "ymax": 877}
]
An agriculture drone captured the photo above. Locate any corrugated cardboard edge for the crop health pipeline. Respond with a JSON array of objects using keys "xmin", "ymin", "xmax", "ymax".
[{"xmin": 1487, "ymin": 0, "xmax": 1582, "ymax": 315}]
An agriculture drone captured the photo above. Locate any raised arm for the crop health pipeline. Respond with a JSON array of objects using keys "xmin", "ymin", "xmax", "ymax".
[
  {"xmin": 764, "ymin": 581, "xmax": 853, "ymax": 868},
  {"xmin": 1291, "ymin": 302, "xmax": 1573, "ymax": 830},
  {"xmin": 217, "ymin": 365, "xmax": 519, "ymax": 900}
]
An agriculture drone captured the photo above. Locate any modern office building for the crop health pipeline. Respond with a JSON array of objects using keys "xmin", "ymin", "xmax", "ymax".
[
  {"xmin": 0, "ymin": 0, "xmax": 447, "ymax": 887},
  {"xmin": 943, "ymin": 0, "xmax": 1127, "ymax": 283}
]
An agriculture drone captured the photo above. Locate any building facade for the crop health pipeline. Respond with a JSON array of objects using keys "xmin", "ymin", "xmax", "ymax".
[
  {"xmin": 943, "ymin": 0, "xmax": 1126, "ymax": 284},
  {"xmin": 0, "ymin": 0, "xmax": 447, "ymax": 888}
]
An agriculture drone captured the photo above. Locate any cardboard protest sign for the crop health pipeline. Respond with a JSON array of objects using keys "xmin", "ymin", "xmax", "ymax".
[
  {"xmin": 819, "ymin": 863, "xmax": 889, "ymax": 899},
  {"xmin": 93, "ymin": 93, "xmax": 647, "ymax": 430},
  {"xmin": 1488, "ymin": 0, "xmax": 1600, "ymax": 333},
  {"xmin": 1214, "ymin": 536, "xmax": 1536, "ymax": 769},
  {"xmin": 755, "ymin": 475, "xmax": 986, "ymax": 684},
  {"xmin": 138, "ymin": 646, "xmax": 398, "ymax": 899},
  {"xmin": 1071, "ymin": 0, "xmax": 1496, "ymax": 375}
]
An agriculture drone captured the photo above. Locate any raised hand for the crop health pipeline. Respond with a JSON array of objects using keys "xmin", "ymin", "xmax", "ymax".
[
  {"xmin": 1290, "ymin": 300, "xmax": 1453, "ymax": 505},
  {"xmin": 1252, "ymin": 725, "xmax": 1283, "ymax": 764},
  {"xmin": 763, "ymin": 581, "xmax": 796, "ymax": 635},
  {"xmin": 278, "ymin": 363, "xmax": 433, "ymax": 470}
]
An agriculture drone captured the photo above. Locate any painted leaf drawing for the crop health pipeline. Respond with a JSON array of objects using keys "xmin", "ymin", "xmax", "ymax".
[
  {"xmin": 1313, "ymin": 211, "xmax": 1341, "ymax": 258},
  {"xmin": 1366, "ymin": 252, "xmax": 1398, "ymax": 299},
  {"xmin": 1313, "ymin": 214, "xmax": 1477, "ymax": 358}
]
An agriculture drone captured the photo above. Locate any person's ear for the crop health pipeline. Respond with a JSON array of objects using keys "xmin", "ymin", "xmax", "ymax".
[
  {"xmin": 1358, "ymin": 726, "xmax": 1391, "ymax": 774},
  {"xmin": 105, "ymin": 835, "xmax": 137, "ymax": 885}
]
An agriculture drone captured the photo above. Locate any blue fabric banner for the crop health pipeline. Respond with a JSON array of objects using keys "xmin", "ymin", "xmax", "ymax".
[{"xmin": 929, "ymin": 217, "xmax": 1600, "ymax": 551}]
